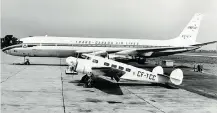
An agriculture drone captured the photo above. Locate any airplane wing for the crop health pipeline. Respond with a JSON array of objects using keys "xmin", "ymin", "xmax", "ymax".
[
  {"xmin": 76, "ymin": 50, "xmax": 121, "ymax": 54},
  {"xmin": 76, "ymin": 46, "xmax": 195, "ymax": 54},
  {"xmin": 76, "ymin": 50, "xmax": 121, "ymax": 57},
  {"xmin": 91, "ymin": 67, "xmax": 126, "ymax": 82},
  {"xmin": 191, "ymin": 41, "xmax": 217, "ymax": 47},
  {"xmin": 115, "ymin": 46, "xmax": 197, "ymax": 56},
  {"xmin": 75, "ymin": 46, "xmax": 198, "ymax": 57}
]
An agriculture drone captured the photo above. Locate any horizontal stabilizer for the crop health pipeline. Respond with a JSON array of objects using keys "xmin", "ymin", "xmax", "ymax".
[
  {"xmin": 191, "ymin": 41, "xmax": 217, "ymax": 47},
  {"xmin": 156, "ymin": 67, "xmax": 183, "ymax": 85},
  {"xmin": 116, "ymin": 46, "xmax": 196, "ymax": 56}
]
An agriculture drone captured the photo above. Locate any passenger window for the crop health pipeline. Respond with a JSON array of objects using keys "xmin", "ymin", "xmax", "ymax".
[
  {"xmin": 104, "ymin": 62, "xmax": 110, "ymax": 66},
  {"xmin": 126, "ymin": 68, "xmax": 131, "ymax": 72},
  {"xmin": 111, "ymin": 64, "xmax": 117, "ymax": 68},
  {"xmin": 92, "ymin": 59, "xmax": 98, "ymax": 63},
  {"xmin": 118, "ymin": 66, "xmax": 124, "ymax": 70},
  {"xmin": 87, "ymin": 57, "xmax": 91, "ymax": 60}
]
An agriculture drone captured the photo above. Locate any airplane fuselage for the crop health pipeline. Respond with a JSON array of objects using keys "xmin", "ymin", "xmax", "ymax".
[
  {"xmin": 66, "ymin": 54, "xmax": 183, "ymax": 85},
  {"xmin": 2, "ymin": 36, "xmax": 194, "ymax": 58},
  {"xmin": 1, "ymin": 13, "xmax": 206, "ymax": 58}
]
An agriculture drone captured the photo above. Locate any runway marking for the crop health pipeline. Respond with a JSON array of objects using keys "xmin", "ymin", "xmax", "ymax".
[
  {"xmin": 60, "ymin": 58, "xmax": 66, "ymax": 113},
  {"xmin": 1, "ymin": 67, "xmax": 27, "ymax": 83},
  {"xmin": 123, "ymin": 87, "xmax": 166, "ymax": 113}
]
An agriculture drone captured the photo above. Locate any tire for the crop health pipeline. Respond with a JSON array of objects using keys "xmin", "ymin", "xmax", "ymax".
[
  {"xmin": 80, "ymin": 75, "xmax": 89, "ymax": 83},
  {"xmin": 83, "ymin": 83, "xmax": 88, "ymax": 88},
  {"xmin": 87, "ymin": 79, "xmax": 93, "ymax": 88}
]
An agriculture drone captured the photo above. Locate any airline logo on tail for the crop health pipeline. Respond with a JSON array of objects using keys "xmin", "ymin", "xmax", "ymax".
[{"xmin": 178, "ymin": 13, "xmax": 203, "ymax": 44}]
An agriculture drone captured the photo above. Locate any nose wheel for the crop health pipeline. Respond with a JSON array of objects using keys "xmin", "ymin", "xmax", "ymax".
[{"xmin": 24, "ymin": 58, "xmax": 30, "ymax": 65}]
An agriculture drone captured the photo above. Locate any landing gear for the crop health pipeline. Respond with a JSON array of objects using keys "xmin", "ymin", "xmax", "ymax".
[
  {"xmin": 65, "ymin": 66, "xmax": 77, "ymax": 74},
  {"xmin": 137, "ymin": 57, "xmax": 146, "ymax": 64},
  {"xmin": 80, "ymin": 74, "xmax": 89, "ymax": 83},
  {"xmin": 24, "ymin": 58, "xmax": 30, "ymax": 65},
  {"xmin": 80, "ymin": 74, "xmax": 94, "ymax": 88},
  {"xmin": 22, "ymin": 56, "xmax": 30, "ymax": 65}
]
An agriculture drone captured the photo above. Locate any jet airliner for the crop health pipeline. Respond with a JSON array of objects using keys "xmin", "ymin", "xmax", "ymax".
[{"xmin": 1, "ymin": 13, "xmax": 216, "ymax": 64}]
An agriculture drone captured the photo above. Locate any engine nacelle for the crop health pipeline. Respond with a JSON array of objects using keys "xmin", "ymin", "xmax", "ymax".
[{"xmin": 66, "ymin": 56, "xmax": 93, "ymax": 75}]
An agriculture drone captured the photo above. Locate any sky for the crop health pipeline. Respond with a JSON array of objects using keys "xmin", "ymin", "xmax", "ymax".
[{"xmin": 1, "ymin": 0, "xmax": 217, "ymax": 50}]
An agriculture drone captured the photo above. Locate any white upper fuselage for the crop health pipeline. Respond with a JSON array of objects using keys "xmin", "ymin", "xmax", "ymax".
[
  {"xmin": 2, "ymin": 13, "xmax": 204, "ymax": 58},
  {"xmin": 2, "ymin": 36, "xmax": 194, "ymax": 58},
  {"xmin": 20, "ymin": 36, "xmax": 189, "ymax": 47}
]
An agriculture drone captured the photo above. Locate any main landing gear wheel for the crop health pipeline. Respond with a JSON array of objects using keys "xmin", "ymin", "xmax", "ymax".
[
  {"xmin": 82, "ymin": 75, "xmax": 94, "ymax": 88},
  {"xmin": 80, "ymin": 75, "xmax": 89, "ymax": 83},
  {"xmin": 137, "ymin": 57, "xmax": 146, "ymax": 64}
]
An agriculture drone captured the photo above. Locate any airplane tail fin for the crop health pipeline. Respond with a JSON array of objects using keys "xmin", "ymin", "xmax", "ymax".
[
  {"xmin": 152, "ymin": 66, "xmax": 164, "ymax": 75},
  {"xmin": 153, "ymin": 66, "xmax": 183, "ymax": 85},
  {"xmin": 173, "ymin": 13, "xmax": 203, "ymax": 45},
  {"xmin": 169, "ymin": 69, "xmax": 183, "ymax": 85}
]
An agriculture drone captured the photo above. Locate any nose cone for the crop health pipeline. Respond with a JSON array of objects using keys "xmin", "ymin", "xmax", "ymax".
[{"xmin": 66, "ymin": 57, "xmax": 77, "ymax": 66}]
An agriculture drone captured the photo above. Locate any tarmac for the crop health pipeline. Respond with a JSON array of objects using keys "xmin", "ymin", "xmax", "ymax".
[{"xmin": 1, "ymin": 53, "xmax": 217, "ymax": 113}]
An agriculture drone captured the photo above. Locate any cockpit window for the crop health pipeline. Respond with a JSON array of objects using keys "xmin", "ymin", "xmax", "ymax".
[
  {"xmin": 1, "ymin": 35, "xmax": 23, "ymax": 49},
  {"xmin": 80, "ymin": 55, "xmax": 91, "ymax": 60}
]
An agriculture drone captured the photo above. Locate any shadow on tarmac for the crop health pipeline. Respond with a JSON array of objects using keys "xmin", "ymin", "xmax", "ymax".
[
  {"xmin": 158, "ymin": 68, "xmax": 217, "ymax": 100},
  {"xmin": 69, "ymin": 77, "xmax": 177, "ymax": 95},
  {"xmin": 69, "ymin": 77, "xmax": 124, "ymax": 95},
  {"xmin": 127, "ymin": 63, "xmax": 217, "ymax": 100}
]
